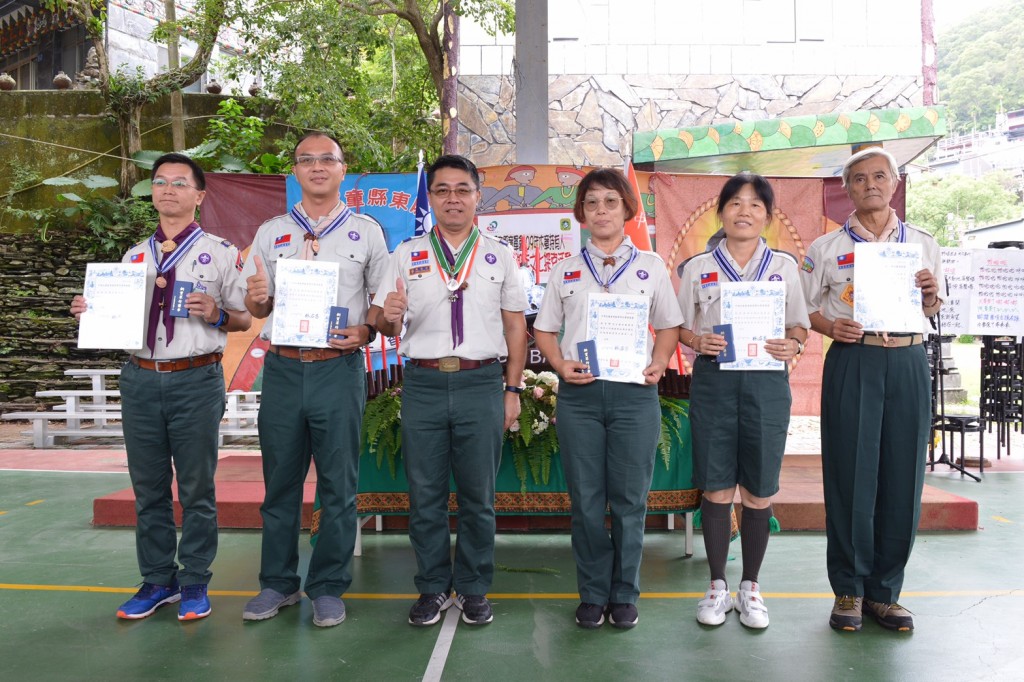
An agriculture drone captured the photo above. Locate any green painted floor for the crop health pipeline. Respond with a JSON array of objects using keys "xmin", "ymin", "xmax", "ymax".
[{"xmin": 1, "ymin": 470, "xmax": 1022, "ymax": 681}]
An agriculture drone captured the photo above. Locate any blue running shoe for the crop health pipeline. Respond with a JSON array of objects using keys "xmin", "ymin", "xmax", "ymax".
[
  {"xmin": 178, "ymin": 584, "xmax": 212, "ymax": 622},
  {"xmin": 116, "ymin": 582, "xmax": 180, "ymax": 620}
]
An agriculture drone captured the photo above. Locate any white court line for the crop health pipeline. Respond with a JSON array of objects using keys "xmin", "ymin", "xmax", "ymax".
[{"xmin": 422, "ymin": 606, "xmax": 460, "ymax": 682}]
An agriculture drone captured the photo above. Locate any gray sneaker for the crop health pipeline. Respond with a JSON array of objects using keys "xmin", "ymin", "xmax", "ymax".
[
  {"xmin": 242, "ymin": 588, "xmax": 302, "ymax": 621},
  {"xmin": 312, "ymin": 595, "xmax": 346, "ymax": 627}
]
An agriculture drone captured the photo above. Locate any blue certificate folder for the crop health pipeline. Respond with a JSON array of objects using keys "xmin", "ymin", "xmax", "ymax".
[
  {"xmin": 576, "ymin": 340, "xmax": 601, "ymax": 377},
  {"xmin": 712, "ymin": 323, "xmax": 736, "ymax": 363},
  {"xmin": 169, "ymin": 281, "xmax": 193, "ymax": 318},
  {"xmin": 328, "ymin": 306, "xmax": 349, "ymax": 341}
]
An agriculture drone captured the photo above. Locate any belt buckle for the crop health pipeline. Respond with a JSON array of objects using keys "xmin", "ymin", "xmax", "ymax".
[
  {"xmin": 438, "ymin": 356, "xmax": 461, "ymax": 372},
  {"xmin": 154, "ymin": 359, "xmax": 174, "ymax": 373},
  {"xmin": 298, "ymin": 348, "xmax": 316, "ymax": 363}
]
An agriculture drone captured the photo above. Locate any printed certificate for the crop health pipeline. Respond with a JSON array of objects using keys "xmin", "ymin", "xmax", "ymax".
[
  {"xmin": 719, "ymin": 281, "xmax": 785, "ymax": 371},
  {"xmin": 77, "ymin": 262, "xmax": 147, "ymax": 349},
  {"xmin": 585, "ymin": 293, "xmax": 650, "ymax": 384},
  {"xmin": 854, "ymin": 242, "xmax": 923, "ymax": 332},
  {"xmin": 271, "ymin": 259, "xmax": 339, "ymax": 347}
]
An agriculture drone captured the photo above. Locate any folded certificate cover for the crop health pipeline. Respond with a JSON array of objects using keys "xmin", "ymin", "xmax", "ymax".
[
  {"xmin": 712, "ymin": 323, "xmax": 735, "ymax": 363},
  {"xmin": 577, "ymin": 340, "xmax": 600, "ymax": 377},
  {"xmin": 169, "ymin": 281, "xmax": 193, "ymax": 318},
  {"xmin": 328, "ymin": 306, "xmax": 349, "ymax": 341}
]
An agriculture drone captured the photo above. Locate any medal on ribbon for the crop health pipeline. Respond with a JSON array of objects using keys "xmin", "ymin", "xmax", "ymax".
[
  {"xmin": 290, "ymin": 203, "xmax": 352, "ymax": 256},
  {"xmin": 428, "ymin": 227, "xmax": 481, "ymax": 347}
]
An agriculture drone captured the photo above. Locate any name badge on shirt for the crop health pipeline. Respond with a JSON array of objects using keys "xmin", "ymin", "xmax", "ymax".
[
  {"xmin": 169, "ymin": 281, "xmax": 193, "ymax": 318},
  {"xmin": 840, "ymin": 283, "xmax": 855, "ymax": 308}
]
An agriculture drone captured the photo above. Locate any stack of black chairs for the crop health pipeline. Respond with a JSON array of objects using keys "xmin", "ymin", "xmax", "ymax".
[{"xmin": 980, "ymin": 336, "xmax": 1023, "ymax": 460}]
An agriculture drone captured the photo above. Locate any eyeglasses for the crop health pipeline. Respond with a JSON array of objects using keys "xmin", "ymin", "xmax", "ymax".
[
  {"xmin": 295, "ymin": 154, "xmax": 344, "ymax": 167},
  {"xmin": 583, "ymin": 196, "xmax": 622, "ymax": 212},
  {"xmin": 430, "ymin": 187, "xmax": 477, "ymax": 198},
  {"xmin": 152, "ymin": 178, "xmax": 199, "ymax": 190}
]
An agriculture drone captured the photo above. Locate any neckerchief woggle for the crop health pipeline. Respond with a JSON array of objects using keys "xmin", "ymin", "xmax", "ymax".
[
  {"xmin": 146, "ymin": 222, "xmax": 204, "ymax": 352},
  {"xmin": 289, "ymin": 202, "xmax": 353, "ymax": 254},
  {"xmin": 428, "ymin": 227, "xmax": 481, "ymax": 348},
  {"xmin": 712, "ymin": 238, "xmax": 773, "ymax": 282},
  {"xmin": 581, "ymin": 242, "xmax": 638, "ymax": 291},
  {"xmin": 842, "ymin": 216, "xmax": 907, "ymax": 243}
]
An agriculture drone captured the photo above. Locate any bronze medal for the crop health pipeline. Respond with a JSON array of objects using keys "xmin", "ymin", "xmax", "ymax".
[
  {"xmin": 155, "ymin": 276, "xmax": 167, "ymax": 288},
  {"xmin": 160, "ymin": 239, "xmax": 177, "ymax": 254},
  {"xmin": 312, "ymin": 238, "xmax": 320, "ymax": 255}
]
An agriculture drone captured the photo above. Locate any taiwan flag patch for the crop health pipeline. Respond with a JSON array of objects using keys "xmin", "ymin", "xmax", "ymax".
[
  {"xmin": 411, "ymin": 250, "xmax": 429, "ymax": 264},
  {"xmin": 274, "ymin": 234, "xmax": 291, "ymax": 249},
  {"xmin": 563, "ymin": 270, "xmax": 581, "ymax": 284},
  {"xmin": 837, "ymin": 252, "xmax": 854, "ymax": 269},
  {"xmin": 130, "ymin": 253, "xmax": 144, "ymax": 263},
  {"xmin": 700, "ymin": 272, "xmax": 718, "ymax": 287}
]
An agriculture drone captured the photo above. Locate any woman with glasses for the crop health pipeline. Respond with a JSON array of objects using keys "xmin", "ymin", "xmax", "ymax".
[
  {"xmin": 534, "ymin": 168, "xmax": 682, "ymax": 629},
  {"xmin": 677, "ymin": 172, "xmax": 809, "ymax": 630}
]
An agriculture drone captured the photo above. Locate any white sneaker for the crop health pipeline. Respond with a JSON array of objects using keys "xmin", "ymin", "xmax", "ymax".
[
  {"xmin": 696, "ymin": 579, "xmax": 733, "ymax": 625},
  {"xmin": 736, "ymin": 580, "xmax": 769, "ymax": 629}
]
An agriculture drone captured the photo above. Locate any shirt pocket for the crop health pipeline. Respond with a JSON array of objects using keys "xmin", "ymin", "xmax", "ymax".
[
  {"xmin": 188, "ymin": 259, "xmax": 222, "ymax": 300},
  {"xmin": 334, "ymin": 240, "xmax": 368, "ymax": 292},
  {"xmin": 696, "ymin": 282, "xmax": 721, "ymax": 318}
]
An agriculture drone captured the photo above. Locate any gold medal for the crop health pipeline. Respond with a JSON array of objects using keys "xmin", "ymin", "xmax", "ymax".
[
  {"xmin": 160, "ymin": 239, "xmax": 176, "ymax": 253},
  {"xmin": 155, "ymin": 276, "xmax": 167, "ymax": 288},
  {"xmin": 312, "ymin": 238, "xmax": 320, "ymax": 255}
]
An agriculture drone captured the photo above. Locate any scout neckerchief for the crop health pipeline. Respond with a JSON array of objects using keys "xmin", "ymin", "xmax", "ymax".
[
  {"xmin": 712, "ymin": 237, "xmax": 773, "ymax": 283},
  {"xmin": 429, "ymin": 226, "xmax": 481, "ymax": 348},
  {"xmin": 842, "ymin": 216, "xmax": 907, "ymax": 243},
  {"xmin": 146, "ymin": 221, "xmax": 203, "ymax": 352},
  {"xmin": 289, "ymin": 201, "xmax": 352, "ymax": 258},
  {"xmin": 581, "ymin": 239, "xmax": 638, "ymax": 292}
]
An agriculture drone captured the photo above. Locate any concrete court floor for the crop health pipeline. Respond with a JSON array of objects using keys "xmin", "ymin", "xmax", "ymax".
[{"xmin": 0, "ymin": 462, "xmax": 1022, "ymax": 682}]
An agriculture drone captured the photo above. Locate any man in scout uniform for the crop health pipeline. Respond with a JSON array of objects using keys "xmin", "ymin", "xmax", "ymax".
[
  {"xmin": 240, "ymin": 133, "xmax": 389, "ymax": 628},
  {"xmin": 801, "ymin": 147, "xmax": 944, "ymax": 633},
  {"xmin": 71, "ymin": 153, "xmax": 252, "ymax": 622},
  {"xmin": 371, "ymin": 154, "xmax": 528, "ymax": 627}
]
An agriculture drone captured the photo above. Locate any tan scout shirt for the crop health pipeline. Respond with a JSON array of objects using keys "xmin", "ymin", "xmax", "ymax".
[
  {"xmin": 534, "ymin": 241, "xmax": 684, "ymax": 363},
  {"xmin": 241, "ymin": 209, "xmax": 390, "ymax": 340},
  {"xmin": 800, "ymin": 215, "xmax": 945, "ymax": 335},
  {"xmin": 677, "ymin": 240, "xmax": 810, "ymax": 335},
  {"xmin": 124, "ymin": 231, "xmax": 246, "ymax": 359},
  {"xmin": 372, "ymin": 231, "xmax": 528, "ymax": 360}
]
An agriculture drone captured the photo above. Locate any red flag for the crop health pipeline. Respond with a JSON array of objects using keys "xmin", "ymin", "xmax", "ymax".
[{"xmin": 624, "ymin": 162, "xmax": 652, "ymax": 251}]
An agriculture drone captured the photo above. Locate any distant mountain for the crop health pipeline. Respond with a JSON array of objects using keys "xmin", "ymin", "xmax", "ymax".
[{"xmin": 937, "ymin": 0, "xmax": 1024, "ymax": 133}]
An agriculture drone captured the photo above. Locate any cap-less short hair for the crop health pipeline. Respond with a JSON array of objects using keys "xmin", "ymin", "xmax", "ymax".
[
  {"xmin": 427, "ymin": 155, "xmax": 481, "ymax": 189},
  {"xmin": 716, "ymin": 172, "xmax": 774, "ymax": 218},
  {"xmin": 151, "ymin": 153, "xmax": 206, "ymax": 190},
  {"xmin": 572, "ymin": 168, "xmax": 639, "ymax": 223},
  {"xmin": 841, "ymin": 147, "xmax": 899, "ymax": 188},
  {"xmin": 294, "ymin": 132, "xmax": 345, "ymax": 162}
]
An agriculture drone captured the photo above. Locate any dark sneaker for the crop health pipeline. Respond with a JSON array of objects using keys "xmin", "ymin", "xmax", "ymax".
[
  {"xmin": 312, "ymin": 595, "xmax": 346, "ymax": 627},
  {"xmin": 408, "ymin": 592, "xmax": 453, "ymax": 627},
  {"xmin": 829, "ymin": 595, "xmax": 863, "ymax": 632},
  {"xmin": 116, "ymin": 581, "xmax": 181, "ymax": 620},
  {"xmin": 863, "ymin": 599, "xmax": 914, "ymax": 631},
  {"xmin": 178, "ymin": 584, "xmax": 211, "ymax": 621},
  {"xmin": 608, "ymin": 602, "xmax": 639, "ymax": 629},
  {"xmin": 575, "ymin": 602, "xmax": 606, "ymax": 629},
  {"xmin": 242, "ymin": 588, "xmax": 302, "ymax": 621},
  {"xmin": 455, "ymin": 593, "xmax": 494, "ymax": 625}
]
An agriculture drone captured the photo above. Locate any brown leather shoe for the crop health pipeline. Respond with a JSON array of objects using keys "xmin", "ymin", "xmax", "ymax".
[
  {"xmin": 863, "ymin": 599, "xmax": 914, "ymax": 631},
  {"xmin": 829, "ymin": 595, "xmax": 863, "ymax": 631}
]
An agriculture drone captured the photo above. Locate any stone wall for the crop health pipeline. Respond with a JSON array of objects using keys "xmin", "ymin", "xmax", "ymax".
[{"xmin": 458, "ymin": 73, "xmax": 924, "ymax": 166}]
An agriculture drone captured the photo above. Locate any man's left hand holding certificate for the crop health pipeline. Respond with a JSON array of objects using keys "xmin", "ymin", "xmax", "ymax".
[
  {"xmin": 271, "ymin": 258, "xmax": 340, "ymax": 347},
  {"xmin": 76, "ymin": 263, "xmax": 148, "ymax": 349}
]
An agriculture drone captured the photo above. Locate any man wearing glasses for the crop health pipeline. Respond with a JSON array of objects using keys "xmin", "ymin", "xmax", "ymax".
[
  {"xmin": 370, "ymin": 155, "xmax": 528, "ymax": 627},
  {"xmin": 70, "ymin": 153, "xmax": 252, "ymax": 622},
  {"xmin": 240, "ymin": 133, "xmax": 390, "ymax": 627}
]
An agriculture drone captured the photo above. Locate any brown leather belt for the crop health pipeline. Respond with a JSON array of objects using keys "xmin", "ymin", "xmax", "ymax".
[
  {"xmin": 408, "ymin": 357, "xmax": 499, "ymax": 372},
  {"xmin": 269, "ymin": 345, "xmax": 357, "ymax": 362},
  {"xmin": 130, "ymin": 352, "xmax": 223, "ymax": 373},
  {"xmin": 856, "ymin": 333, "xmax": 924, "ymax": 348}
]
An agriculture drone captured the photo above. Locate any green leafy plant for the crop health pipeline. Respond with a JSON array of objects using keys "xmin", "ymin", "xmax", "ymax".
[
  {"xmin": 204, "ymin": 98, "xmax": 267, "ymax": 166},
  {"xmin": 658, "ymin": 397, "xmax": 689, "ymax": 470},
  {"xmin": 506, "ymin": 369, "xmax": 559, "ymax": 492},
  {"xmin": 41, "ymin": 174, "xmax": 157, "ymax": 257},
  {"xmin": 362, "ymin": 384, "xmax": 403, "ymax": 478}
]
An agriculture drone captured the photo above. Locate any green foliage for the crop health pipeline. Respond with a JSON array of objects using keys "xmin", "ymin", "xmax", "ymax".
[
  {"xmin": 40, "ymin": 175, "xmax": 157, "ymax": 257},
  {"xmin": 937, "ymin": 1, "xmax": 1024, "ymax": 132},
  {"xmin": 250, "ymin": 152, "xmax": 293, "ymax": 175},
  {"xmin": 658, "ymin": 397, "xmax": 689, "ymax": 471},
  {"xmin": 958, "ymin": 334, "xmax": 976, "ymax": 344},
  {"xmin": 505, "ymin": 370, "xmax": 559, "ymax": 493},
  {"xmin": 362, "ymin": 384, "xmax": 404, "ymax": 478},
  {"xmin": 906, "ymin": 172, "xmax": 1021, "ymax": 245},
  {"xmin": 205, "ymin": 98, "xmax": 266, "ymax": 163}
]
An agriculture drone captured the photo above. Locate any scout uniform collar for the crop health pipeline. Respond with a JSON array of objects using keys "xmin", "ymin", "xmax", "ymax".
[
  {"xmin": 713, "ymin": 237, "xmax": 773, "ymax": 282},
  {"xmin": 581, "ymin": 237, "xmax": 638, "ymax": 292},
  {"xmin": 289, "ymin": 201, "xmax": 352, "ymax": 255}
]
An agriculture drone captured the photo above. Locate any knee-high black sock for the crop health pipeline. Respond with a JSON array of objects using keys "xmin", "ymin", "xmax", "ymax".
[
  {"xmin": 740, "ymin": 504, "xmax": 773, "ymax": 584},
  {"xmin": 700, "ymin": 498, "xmax": 733, "ymax": 583}
]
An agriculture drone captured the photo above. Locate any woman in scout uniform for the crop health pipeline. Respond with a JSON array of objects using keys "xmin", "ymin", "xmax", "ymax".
[
  {"xmin": 677, "ymin": 172, "xmax": 809, "ymax": 630},
  {"xmin": 533, "ymin": 168, "xmax": 682, "ymax": 630}
]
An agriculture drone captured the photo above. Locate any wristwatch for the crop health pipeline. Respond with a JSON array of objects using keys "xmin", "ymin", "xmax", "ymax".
[
  {"xmin": 363, "ymin": 323, "xmax": 378, "ymax": 344},
  {"xmin": 505, "ymin": 384, "xmax": 525, "ymax": 394},
  {"xmin": 790, "ymin": 338, "xmax": 805, "ymax": 355}
]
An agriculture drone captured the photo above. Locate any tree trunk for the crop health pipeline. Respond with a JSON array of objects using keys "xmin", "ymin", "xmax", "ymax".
[
  {"xmin": 117, "ymin": 107, "xmax": 143, "ymax": 196},
  {"xmin": 441, "ymin": 1, "xmax": 459, "ymax": 154}
]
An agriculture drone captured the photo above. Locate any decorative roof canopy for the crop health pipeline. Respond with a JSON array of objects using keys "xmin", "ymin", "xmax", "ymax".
[{"xmin": 633, "ymin": 106, "xmax": 946, "ymax": 177}]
